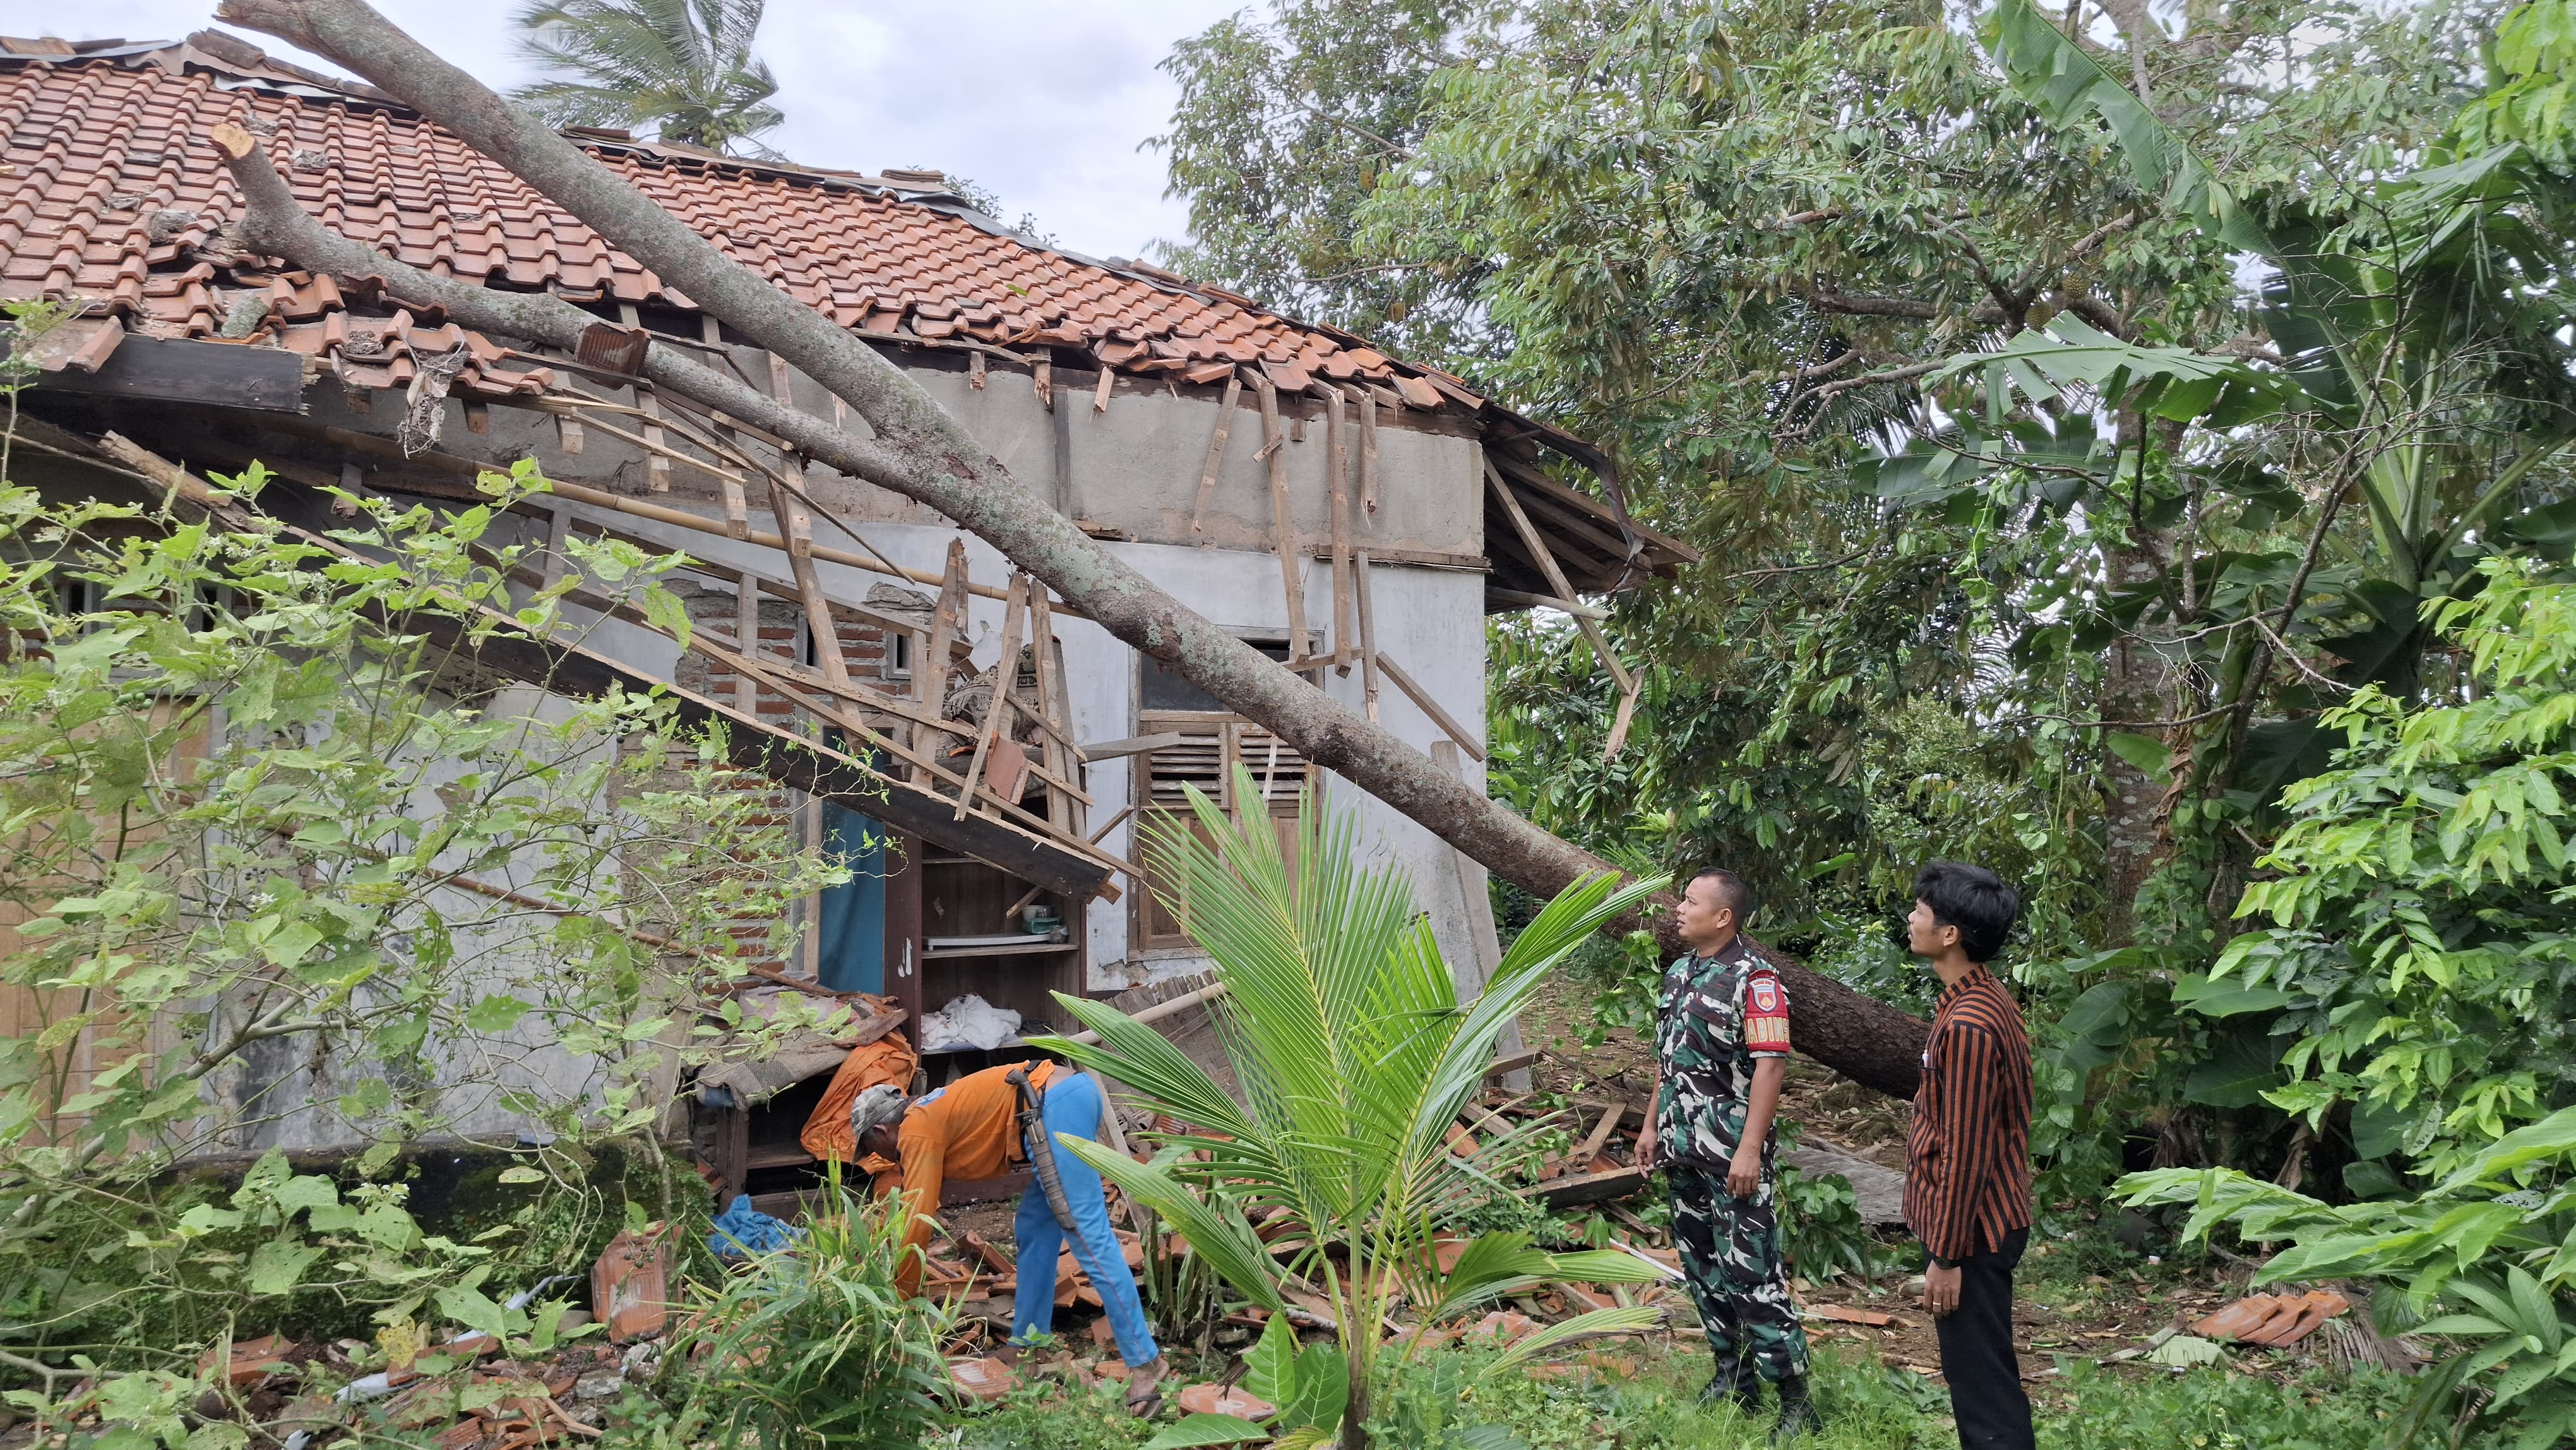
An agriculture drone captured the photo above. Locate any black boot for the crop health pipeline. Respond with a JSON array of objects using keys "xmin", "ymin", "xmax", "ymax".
[
  {"xmin": 1698, "ymin": 1355, "xmax": 1762, "ymax": 1415},
  {"xmin": 1772, "ymin": 1372, "xmax": 1822, "ymax": 1442}
]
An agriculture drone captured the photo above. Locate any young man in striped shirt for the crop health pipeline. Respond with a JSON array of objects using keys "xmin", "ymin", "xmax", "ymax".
[{"xmin": 1901, "ymin": 862, "xmax": 2033, "ymax": 1450}]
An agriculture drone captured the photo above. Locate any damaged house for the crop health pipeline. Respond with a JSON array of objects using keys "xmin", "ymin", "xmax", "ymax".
[{"xmin": 0, "ymin": 32, "xmax": 1693, "ymax": 1204}]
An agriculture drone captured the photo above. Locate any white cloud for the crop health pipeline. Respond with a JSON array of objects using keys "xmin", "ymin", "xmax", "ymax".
[{"xmin": 54, "ymin": 0, "xmax": 1237, "ymax": 260}]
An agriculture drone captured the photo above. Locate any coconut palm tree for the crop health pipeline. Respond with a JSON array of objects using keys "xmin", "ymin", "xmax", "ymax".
[
  {"xmin": 510, "ymin": 0, "xmax": 785, "ymax": 158},
  {"xmin": 1039, "ymin": 769, "xmax": 1670, "ymax": 1450}
]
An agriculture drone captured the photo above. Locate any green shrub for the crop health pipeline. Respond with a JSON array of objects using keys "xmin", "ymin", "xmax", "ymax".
[
  {"xmin": 658, "ymin": 1181, "xmax": 950, "ymax": 1450},
  {"xmin": 2042, "ymin": 1360, "xmax": 2451, "ymax": 1450}
]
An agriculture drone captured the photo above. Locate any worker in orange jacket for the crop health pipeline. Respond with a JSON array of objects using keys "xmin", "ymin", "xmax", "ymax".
[{"xmin": 852, "ymin": 1060, "xmax": 1168, "ymax": 1411}]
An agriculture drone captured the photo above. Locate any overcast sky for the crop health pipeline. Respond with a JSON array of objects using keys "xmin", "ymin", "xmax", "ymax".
[{"xmin": 60, "ymin": 0, "xmax": 1246, "ymax": 262}]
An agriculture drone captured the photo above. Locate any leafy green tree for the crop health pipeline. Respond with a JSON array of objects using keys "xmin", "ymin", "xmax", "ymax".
[
  {"xmin": 511, "ymin": 0, "xmax": 785, "ymax": 157},
  {"xmin": 1154, "ymin": 0, "xmax": 1483, "ymax": 357},
  {"xmin": 1039, "ymin": 770, "xmax": 1666, "ymax": 1450},
  {"xmin": 1162, "ymin": 0, "xmax": 2494, "ymax": 945},
  {"xmin": 2195, "ymin": 558, "xmax": 2576, "ymax": 1175},
  {"xmin": 1159, "ymin": 0, "xmax": 2576, "ymax": 1202}
]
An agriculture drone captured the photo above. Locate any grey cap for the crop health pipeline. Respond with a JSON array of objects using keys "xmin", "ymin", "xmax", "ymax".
[{"xmin": 848, "ymin": 1083, "xmax": 909, "ymax": 1140}]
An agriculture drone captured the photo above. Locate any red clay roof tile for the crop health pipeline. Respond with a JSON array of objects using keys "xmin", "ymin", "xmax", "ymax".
[{"xmin": 0, "ymin": 38, "xmax": 1702, "ymax": 588}]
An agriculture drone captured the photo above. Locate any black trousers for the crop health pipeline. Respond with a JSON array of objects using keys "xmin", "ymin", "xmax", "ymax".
[{"xmin": 1935, "ymin": 1226, "xmax": 2032, "ymax": 1450}]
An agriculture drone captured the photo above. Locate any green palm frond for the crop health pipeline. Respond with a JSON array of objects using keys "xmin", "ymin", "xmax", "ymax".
[
  {"xmin": 510, "ymin": 0, "xmax": 784, "ymax": 157},
  {"xmin": 1030, "ymin": 770, "xmax": 1669, "ymax": 1431}
]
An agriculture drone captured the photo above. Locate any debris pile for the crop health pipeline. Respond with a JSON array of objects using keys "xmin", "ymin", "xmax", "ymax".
[{"xmin": 170, "ymin": 1327, "xmax": 643, "ymax": 1450}]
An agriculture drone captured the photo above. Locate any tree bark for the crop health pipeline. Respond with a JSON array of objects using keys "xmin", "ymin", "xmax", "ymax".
[{"xmin": 205, "ymin": 1, "xmax": 1931, "ymax": 1097}]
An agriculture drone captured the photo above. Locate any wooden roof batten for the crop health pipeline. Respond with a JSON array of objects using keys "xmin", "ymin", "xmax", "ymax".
[{"xmin": 48, "ymin": 420, "xmax": 1118, "ymax": 901}]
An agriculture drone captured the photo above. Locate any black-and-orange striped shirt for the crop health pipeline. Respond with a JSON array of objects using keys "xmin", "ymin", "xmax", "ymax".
[{"xmin": 1902, "ymin": 965, "xmax": 2034, "ymax": 1263}]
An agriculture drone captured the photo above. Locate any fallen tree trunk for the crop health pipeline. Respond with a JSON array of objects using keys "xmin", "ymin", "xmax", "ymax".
[{"xmin": 205, "ymin": 0, "xmax": 1929, "ymax": 1098}]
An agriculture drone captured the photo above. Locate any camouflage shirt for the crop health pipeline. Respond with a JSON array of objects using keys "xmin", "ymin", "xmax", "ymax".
[{"xmin": 1654, "ymin": 937, "xmax": 1792, "ymax": 1167}]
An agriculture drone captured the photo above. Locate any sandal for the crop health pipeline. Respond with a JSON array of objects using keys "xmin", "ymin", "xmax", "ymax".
[{"xmin": 1123, "ymin": 1355, "xmax": 1168, "ymax": 1417}]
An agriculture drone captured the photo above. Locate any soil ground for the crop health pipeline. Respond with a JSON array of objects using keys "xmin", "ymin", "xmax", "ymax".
[
  {"xmin": 1505, "ymin": 968, "xmax": 2386, "ymax": 1413},
  {"xmin": 939, "ymin": 968, "xmax": 2387, "ymax": 1421}
]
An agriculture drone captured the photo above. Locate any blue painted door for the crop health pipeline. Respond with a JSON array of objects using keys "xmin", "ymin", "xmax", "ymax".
[{"xmin": 816, "ymin": 803, "xmax": 885, "ymax": 993}]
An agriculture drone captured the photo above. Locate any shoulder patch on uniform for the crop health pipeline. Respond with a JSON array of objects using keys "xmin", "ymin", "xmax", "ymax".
[{"xmin": 1743, "ymin": 969, "xmax": 1789, "ymax": 1051}]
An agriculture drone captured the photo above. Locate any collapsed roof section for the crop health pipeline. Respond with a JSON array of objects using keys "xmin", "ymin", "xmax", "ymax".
[{"xmin": 0, "ymin": 32, "xmax": 1696, "ymax": 603}]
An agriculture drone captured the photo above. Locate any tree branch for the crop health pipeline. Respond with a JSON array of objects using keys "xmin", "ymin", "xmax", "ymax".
[
  {"xmin": 1801, "ymin": 289, "xmax": 1943, "ymax": 320},
  {"xmin": 1722, "ymin": 548, "xmax": 1871, "ymax": 582},
  {"xmin": 206, "ymin": 0, "xmax": 1936, "ymax": 1093},
  {"xmin": 1291, "ymin": 99, "xmax": 1410, "ymax": 159},
  {"xmin": 1806, "ymin": 359, "xmax": 1943, "ymax": 403}
]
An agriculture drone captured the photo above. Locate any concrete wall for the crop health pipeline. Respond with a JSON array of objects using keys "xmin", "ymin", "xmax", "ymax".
[{"xmin": 440, "ymin": 352, "xmax": 1486, "ymax": 560}]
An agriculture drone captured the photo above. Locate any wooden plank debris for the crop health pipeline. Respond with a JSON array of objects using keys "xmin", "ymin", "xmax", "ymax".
[
  {"xmin": 639, "ymin": 390, "xmax": 672, "ymax": 491},
  {"xmin": 1190, "ymin": 371, "xmax": 1242, "ymax": 545},
  {"xmin": 258, "ymin": 409, "xmax": 1024, "ymax": 609},
  {"xmin": 1077, "ymin": 733, "xmax": 1188, "ymax": 761},
  {"xmin": 1518, "ymin": 1166, "xmax": 1649, "ymax": 1209},
  {"xmin": 1316, "ymin": 382, "xmax": 1354, "ymax": 669},
  {"xmin": 1486, "ymin": 453, "xmax": 1633, "ymax": 696},
  {"xmin": 926, "ymin": 540, "xmax": 967, "ymax": 702},
  {"xmin": 701, "ymin": 316, "xmax": 753, "ymax": 536},
  {"xmin": 617, "ymin": 303, "xmax": 671, "ymax": 491},
  {"xmin": 109, "ymin": 432, "xmax": 1118, "ymax": 897},
  {"xmin": 1253, "ymin": 373, "xmax": 1311, "ymax": 664},
  {"xmin": 957, "ymin": 575, "xmax": 1028, "ymax": 822},
  {"xmin": 1604, "ymin": 675, "xmax": 1642, "ymax": 763},
  {"xmin": 1354, "ymin": 549, "xmax": 1382, "ymax": 722},
  {"xmin": 1572, "ymin": 1098, "xmax": 1628, "ymax": 1170},
  {"xmin": 1378, "ymin": 652, "xmax": 1485, "ymax": 762},
  {"xmin": 770, "ymin": 477, "xmax": 851, "ymax": 689},
  {"xmin": 496, "ymin": 549, "xmax": 1121, "ymax": 879},
  {"xmin": 1032, "ymin": 590, "xmax": 1083, "ymax": 834}
]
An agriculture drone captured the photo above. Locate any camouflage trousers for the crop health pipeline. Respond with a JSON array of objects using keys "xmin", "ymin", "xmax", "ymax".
[{"xmin": 1667, "ymin": 1162, "xmax": 1810, "ymax": 1382}]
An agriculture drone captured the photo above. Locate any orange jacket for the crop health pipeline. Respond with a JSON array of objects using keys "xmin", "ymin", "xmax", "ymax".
[
  {"xmin": 799, "ymin": 1033, "xmax": 922, "ymax": 1173},
  {"xmin": 888, "ymin": 1059, "xmax": 1065, "ymax": 1296}
]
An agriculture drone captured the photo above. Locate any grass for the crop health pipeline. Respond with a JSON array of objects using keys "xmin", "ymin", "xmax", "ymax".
[{"xmin": 933, "ymin": 1333, "xmax": 2468, "ymax": 1450}]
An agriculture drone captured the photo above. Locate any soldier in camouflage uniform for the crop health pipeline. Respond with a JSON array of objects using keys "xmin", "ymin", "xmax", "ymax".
[{"xmin": 1643, "ymin": 868, "xmax": 1818, "ymax": 1439}]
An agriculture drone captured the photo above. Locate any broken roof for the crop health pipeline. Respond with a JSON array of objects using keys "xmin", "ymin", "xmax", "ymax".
[{"xmin": 0, "ymin": 32, "xmax": 1695, "ymax": 596}]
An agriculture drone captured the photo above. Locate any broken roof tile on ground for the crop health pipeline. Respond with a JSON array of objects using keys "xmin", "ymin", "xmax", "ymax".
[{"xmin": 2189, "ymin": 1290, "xmax": 2351, "ymax": 1348}]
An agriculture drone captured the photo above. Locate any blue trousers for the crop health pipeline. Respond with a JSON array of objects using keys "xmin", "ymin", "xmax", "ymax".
[{"xmin": 1010, "ymin": 1070, "xmax": 1160, "ymax": 1367}]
